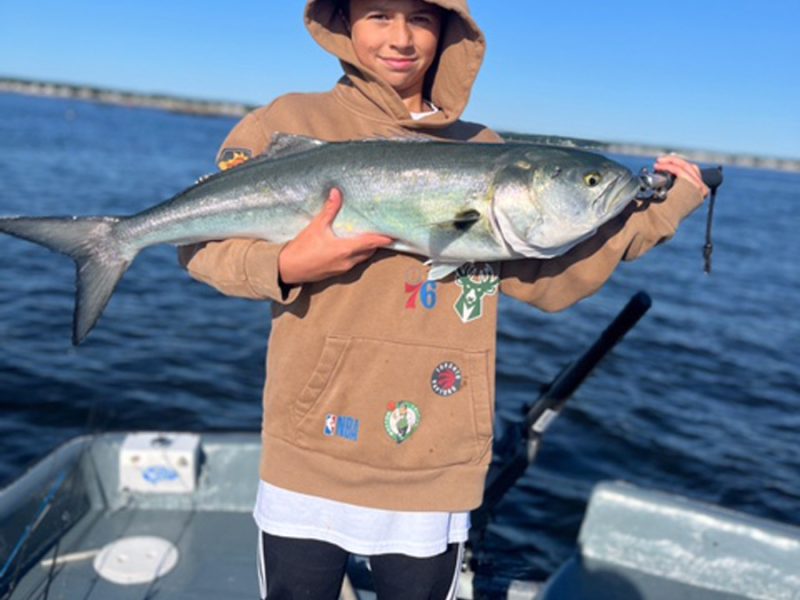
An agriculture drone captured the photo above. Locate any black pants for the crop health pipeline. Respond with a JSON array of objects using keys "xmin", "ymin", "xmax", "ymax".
[{"xmin": 258, "ymin": 531, "xmax": 462, "ymax": 600}]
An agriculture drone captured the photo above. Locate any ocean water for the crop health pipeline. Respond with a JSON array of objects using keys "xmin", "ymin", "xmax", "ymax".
[{"xmin": 0, "ymin": 92, "xmax": 798, "ymax": 588}]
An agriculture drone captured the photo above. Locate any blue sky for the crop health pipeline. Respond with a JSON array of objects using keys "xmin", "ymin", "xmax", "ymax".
[{"xmin": 1, "ymin": 1, "xmax": 798, "ymax": 158}]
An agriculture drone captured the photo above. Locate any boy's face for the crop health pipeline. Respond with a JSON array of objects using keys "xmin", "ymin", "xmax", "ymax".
[{"xmin": 349, "ymin": 0, "xmax": 442, "ymax": 101}]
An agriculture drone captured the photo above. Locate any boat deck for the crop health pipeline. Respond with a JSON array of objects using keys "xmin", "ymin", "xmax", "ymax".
[
  {"xmin": 2, "ymin": 433, "xmax": 263, "ymax": 600},
  {"xmin": 10, "ymin": 509, "xmax": 257, "ymax": 600}
]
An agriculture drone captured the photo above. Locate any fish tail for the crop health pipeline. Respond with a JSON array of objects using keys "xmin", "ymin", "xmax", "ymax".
[{"xmin": 0, "ymin": 216, "xmax": 136, "ymax": 345}]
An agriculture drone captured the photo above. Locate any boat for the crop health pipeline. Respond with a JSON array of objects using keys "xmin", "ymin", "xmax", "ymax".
[{"xmin": 2, "ymin": 430, "xmax": 799, "ymax": 599}]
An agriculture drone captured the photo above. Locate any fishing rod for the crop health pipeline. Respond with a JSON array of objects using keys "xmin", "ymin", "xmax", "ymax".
[
  {"xmin": 636, "ymin": 165, "xmax": 725, "ymax": 273},
  {"xmin": 471, "ymin": 291, "xmax": 653, "ymax": 532},
  {"xmin": 0, "ymin": 406, "xmax": 107, "ymax": 598}
]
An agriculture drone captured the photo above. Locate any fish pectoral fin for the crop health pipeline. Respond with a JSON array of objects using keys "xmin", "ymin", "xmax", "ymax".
[
  {"xmin": 264, "ymin": 134, "xmax": 431, "ymax": 160},
  {"xmin": 452, "ymin": 209, "xmax": 482, "ymax": 230},
  {"xmin": 265, "ymin": 134, "xmax": 327, "ymax": 159},
  {"xmin": 426, "ymin": 260, "xmax": 464, "ymax": 281},
  {"xmin": 430, "ymin": 209, "xmax": 482, "ymax": 232}
]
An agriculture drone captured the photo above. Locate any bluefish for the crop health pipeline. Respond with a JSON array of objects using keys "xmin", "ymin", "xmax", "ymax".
[{"xmin": 0, "ymin": 135, "xmax": 639, "ymax": 344}]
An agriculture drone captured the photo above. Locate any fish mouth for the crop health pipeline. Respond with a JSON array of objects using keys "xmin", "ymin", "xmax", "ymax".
[{"xmin": 598, "ymin": 173, "xmax": 639, "ymax": 217}]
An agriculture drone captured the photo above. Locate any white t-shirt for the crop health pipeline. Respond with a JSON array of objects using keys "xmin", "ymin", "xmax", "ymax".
[
  {"xmin": 253, "ymin": 101, "xmax": 468, "ymax": 558},
  {"xmin": 409, "ymin": 103, "xmax": 439, "ymax": 120},
  {"xmin": 254, "ymin": 481, "xmax": 469, "ymax": 557}
]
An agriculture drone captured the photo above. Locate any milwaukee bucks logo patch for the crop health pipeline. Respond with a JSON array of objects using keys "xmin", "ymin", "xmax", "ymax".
[{"xmin": 454, "ymin": 264, "xmax": 499, "ymax": 323}]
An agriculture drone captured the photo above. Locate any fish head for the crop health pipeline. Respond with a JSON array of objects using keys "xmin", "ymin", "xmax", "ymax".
[{"xmin": 492, "ymin": 146, "xmax": 639, "ymax": 258}]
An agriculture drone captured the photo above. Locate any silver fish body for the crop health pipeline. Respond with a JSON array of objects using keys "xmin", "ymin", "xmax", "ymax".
[{"xmin": 0, "ymin": 137, "xmax": 639, "ymax": 343}]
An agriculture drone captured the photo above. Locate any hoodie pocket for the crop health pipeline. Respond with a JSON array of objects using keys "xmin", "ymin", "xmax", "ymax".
[{"xmin": 293, "ymin": 335, "xmax": 493, "ymax": 470}]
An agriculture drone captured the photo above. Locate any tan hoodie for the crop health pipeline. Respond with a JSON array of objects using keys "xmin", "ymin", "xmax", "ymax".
[{"xmin": 180, "ymin": 0, "xmax": 703, "ymax": 511}]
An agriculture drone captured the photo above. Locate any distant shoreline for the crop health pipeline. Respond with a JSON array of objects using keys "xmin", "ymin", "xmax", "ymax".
[
  {"xmin": 1, "ymin": 76, "xmax": 255, "ymax": 119},
  {"xmin": 2, "ymin": 76, "xmax": 798, "ymax": 172},
  {"xmin": 500, "ymin": 133, "xmax": 800, "ymax": 174}
]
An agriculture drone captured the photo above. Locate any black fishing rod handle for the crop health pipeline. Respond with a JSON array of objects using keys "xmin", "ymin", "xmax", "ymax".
[
  {"xmin": 700, "ymin": 166, "xmax": 724, "ymax": 190},
  {"xmin": 654, "ymin": 166, "xmax": 724, "ymax": 191}
]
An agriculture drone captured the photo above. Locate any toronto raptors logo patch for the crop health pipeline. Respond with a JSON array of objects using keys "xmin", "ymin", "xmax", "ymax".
[{"xmin": 431, "ymin": 362, "xmax": 463, "ymax": 396}]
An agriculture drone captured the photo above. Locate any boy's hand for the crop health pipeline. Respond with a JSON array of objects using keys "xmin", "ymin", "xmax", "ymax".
[
  {"xmin": 654, "ymin": 155, "xmax": 710, "ymax": 199},
  {"xmin": 278, "ymin": 188, "xmax": 394, "ymax": 285}
]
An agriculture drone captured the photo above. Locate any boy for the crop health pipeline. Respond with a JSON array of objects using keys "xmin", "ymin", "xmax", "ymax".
[{"xmin": 181, "ymin": 1, "xmax": 707, "ymax": 598}]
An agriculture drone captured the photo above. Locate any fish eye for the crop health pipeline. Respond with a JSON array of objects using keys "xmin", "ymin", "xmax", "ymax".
[{"xmin": 583, "ymin": 172, "xmax": 603, "ymax": 187}]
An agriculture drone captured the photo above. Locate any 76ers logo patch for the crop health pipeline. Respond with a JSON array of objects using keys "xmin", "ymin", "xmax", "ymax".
[{"xmin": 431, "ymin": 362, "xmax": 463, "ymax": 396}]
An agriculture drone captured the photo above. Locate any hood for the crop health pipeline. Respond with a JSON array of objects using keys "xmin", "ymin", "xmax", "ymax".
[{"xmin": 305, "ymin": 0, "xmax": 486, "ymax": 129}]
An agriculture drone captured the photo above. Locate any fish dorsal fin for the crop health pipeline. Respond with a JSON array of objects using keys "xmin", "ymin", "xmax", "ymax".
[
  {"xmin": 426, "ymin": 260, "xmax": 464, "ymax": 281},
  {"xmin": 352, "ymin": 134, "xmax": 433, "ymax": 144},
  {"xmin": 265, "ymin": 133, "xmax": 327, "ymax": 159},
  {"xmin": 380, "ymin": 134, "xmax": 433, "ymax": 143}
]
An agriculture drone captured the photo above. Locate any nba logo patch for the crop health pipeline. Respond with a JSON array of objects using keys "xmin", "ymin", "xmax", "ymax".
[
  {"xmin": 324, "ymin": 414, "xmax": 337, "ymax": 436},
  {"xmin": 336, "ymin": 416, "xmax": 360, "ymax": 441},
  {"xmin": 323, "ymin": 414, "xmax": 360, "ymax": 441}
]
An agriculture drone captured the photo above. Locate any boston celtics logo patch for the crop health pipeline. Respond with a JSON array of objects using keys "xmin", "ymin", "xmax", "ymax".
[
  {"xmin": 431, "ymin": 362, "xmax": 462, "ymax": 396},
  {"xmin": 384, "ymin": 401, "xmax": 420, "ymax": 444}
]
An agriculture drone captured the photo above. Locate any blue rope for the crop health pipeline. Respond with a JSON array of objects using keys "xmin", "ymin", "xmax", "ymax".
[{"xmin": 0, "ymin": 469, "xmax": 68, "ymax": 581}]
